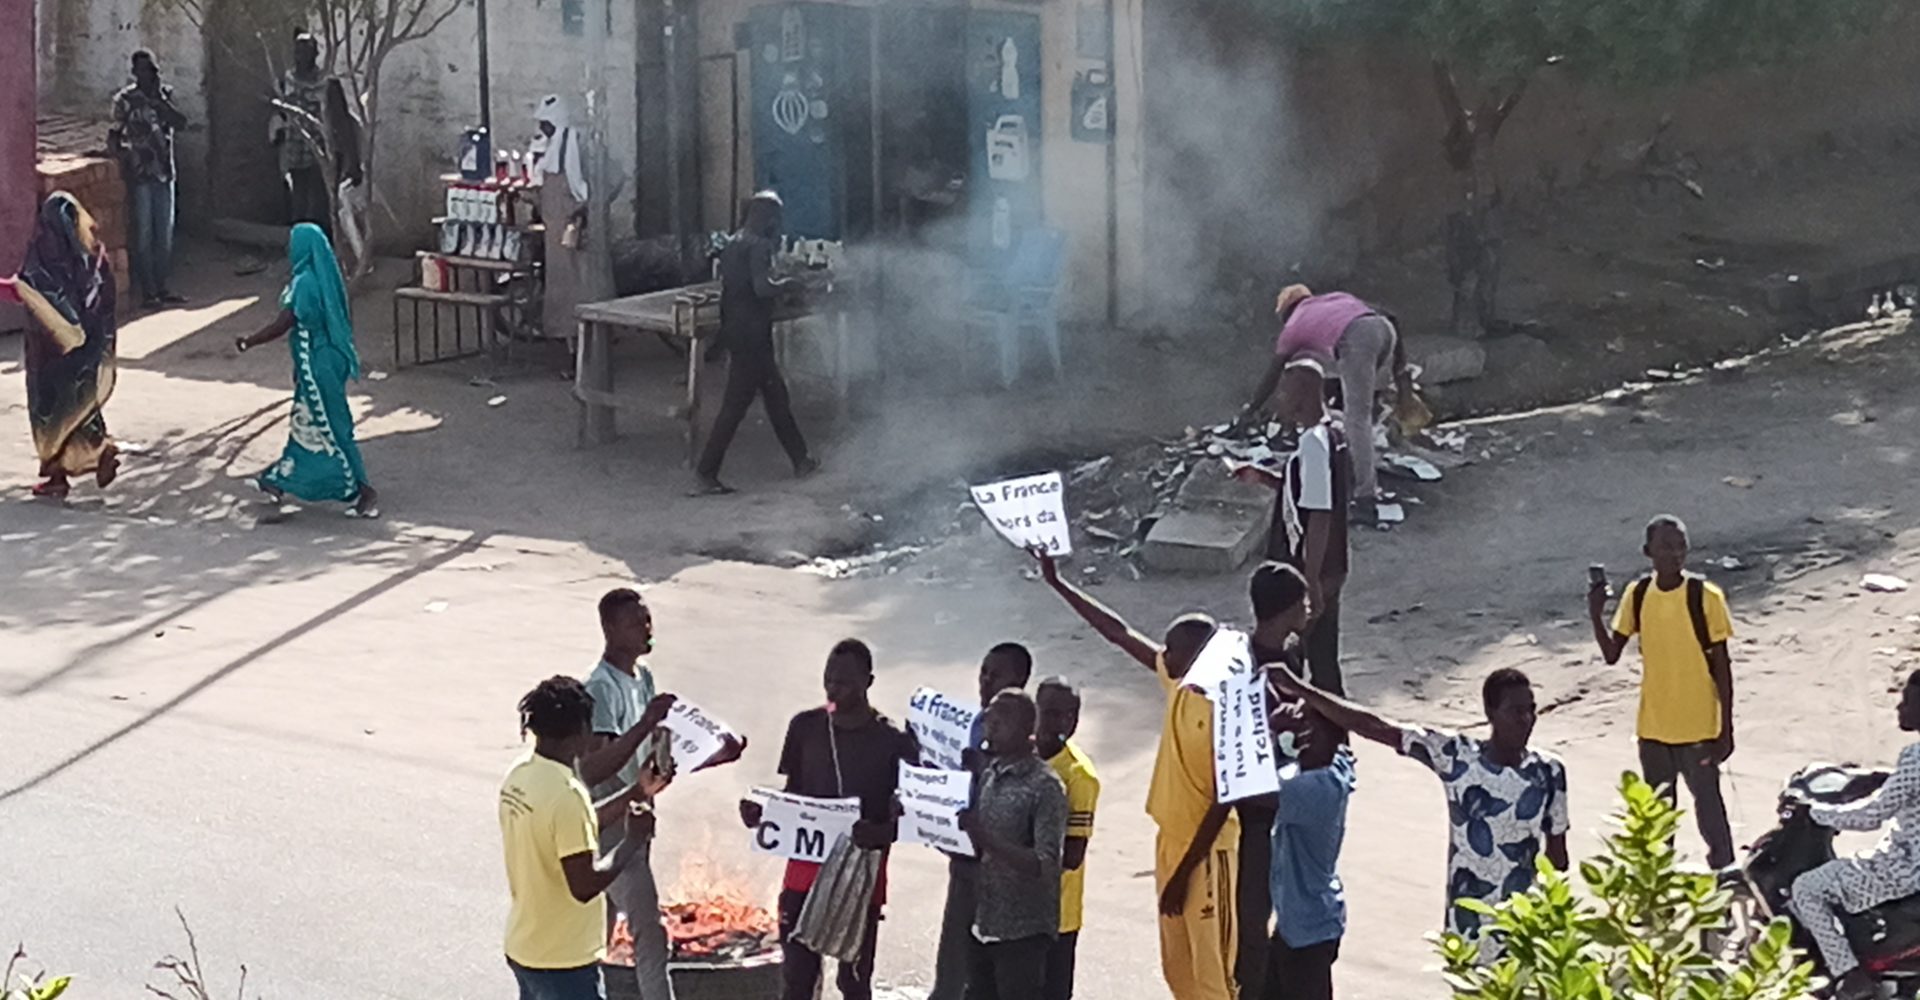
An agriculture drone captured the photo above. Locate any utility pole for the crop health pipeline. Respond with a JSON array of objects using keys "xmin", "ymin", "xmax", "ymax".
[
  {"xmin": 664, "ymin": 0, "xmax": 686, "ymax": 274},
  {"xmin": 475, "ymin": 0, "xmax": 491, "ymax": 132}
]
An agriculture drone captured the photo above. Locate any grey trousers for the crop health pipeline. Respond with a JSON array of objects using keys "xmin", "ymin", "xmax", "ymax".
[
  {"xmin": 1638, "ymin": 739, "xmax": 1735, "ymax": 869},
  {"xmin": 1333, "ymin": 314, "xmax": 1397, "ymax": 507},
  {"xmin": 608, "ymin": 839, "xmax": 677, "ymax": 999}
]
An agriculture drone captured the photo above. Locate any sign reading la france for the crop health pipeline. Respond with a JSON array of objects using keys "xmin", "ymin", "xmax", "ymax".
[
  {"xmin": 907, "ymin": 687, "xmax": 979, "ymax": 772},
  {"xmin": 746, "ymin": 787, "xmax": 861, "ymax": 864},
  {"xmin": 969, "ymin": 471, "xmax": 1072, "ymax": 556},
  {"xmin": 1181, "ymin": 628, "xmax": 1280, "ymax": 803},
  {"xmin": 658, "ymin": 698, "xmax": 739, "ymax": 774}
]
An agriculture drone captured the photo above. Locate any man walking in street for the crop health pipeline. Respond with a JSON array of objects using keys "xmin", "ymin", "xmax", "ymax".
[
  {"xmin": 1589, "ymin": 514, "xmax": 1738, "ymax": 869},
  {"xmin": 930, "ymin": 643, "xmax": 1035, "ymax": 1000},
  {"xmin": 1027, "ymin": 548, "xmax": 1238, "ymax": 999},
  {"xmin": 273, "ymin": 32, "xmax": 333, "ymax": 236},
  {"xmin": 500, "ymin": 676, "xmax": 654, "ymax": 1000},
  {"xmin": 693, "ymin": 191, "xmax": 818, "ymax": 495},
  {"xmin": 738, "ymin": 639, "xmax": 918, "ymax": 1000},
  {"xmin": 1241, "ymin": 285, "xmax": 1419, "ymax": 523},
  {"xmin": 109, "ymin": 50, "xmax": 188, "ymax": 310},
  {"xmin": 1035, "ymin": 678, "xmax": 1098, "ymax": 1000},
  {"xmin": 958, "ymin": 688, "xmax": 1068, "ymax": 1000},
  {"xmin": 1269, "ymin": 667, "xmax": 1568, "ymax": 955}
]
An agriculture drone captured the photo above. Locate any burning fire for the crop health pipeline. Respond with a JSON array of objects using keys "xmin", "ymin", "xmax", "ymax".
[{"xmin": 607, "ymin": 850, "xmax": 779, "ymax": 966}]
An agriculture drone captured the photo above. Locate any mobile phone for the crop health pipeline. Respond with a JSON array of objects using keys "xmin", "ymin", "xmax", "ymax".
[{"xmin": 1588, "ymin": 564, "xmax": 1608, "ymax": 587}]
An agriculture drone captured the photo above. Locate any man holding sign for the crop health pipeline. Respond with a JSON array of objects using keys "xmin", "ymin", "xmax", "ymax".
[
  {"xmin": 1028, "ymin": 551, "xmax": 1238, "ymax": 1000},
  {"xmin": 958, "ymin": 689, "xmax": 1068, "ymax": 1000},
  {"xmin": 738, "ymin": 639, "xmax": 918, "ymax": 1000}
]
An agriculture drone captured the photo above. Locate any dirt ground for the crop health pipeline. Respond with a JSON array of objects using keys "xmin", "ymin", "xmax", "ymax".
[{"xmin": 5, "ymin": 236, "xmax": 1920, "ymax": 998}]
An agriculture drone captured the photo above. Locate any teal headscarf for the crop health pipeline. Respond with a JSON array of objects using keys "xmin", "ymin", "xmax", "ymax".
[{"xmin": 284, "ymin": 223, "xmax": 359, "ymax": 379}]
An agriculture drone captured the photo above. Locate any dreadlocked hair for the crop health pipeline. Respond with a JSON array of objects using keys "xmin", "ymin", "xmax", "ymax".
[{"xmin": 519, "ymin": 675, "xmax": 594, "ymax": 740}]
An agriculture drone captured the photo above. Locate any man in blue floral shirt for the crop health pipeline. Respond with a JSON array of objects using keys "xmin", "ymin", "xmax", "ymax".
[
  {"xmin": 109, "ymin": 50, "xmax": 189, "ymax": 309},
  {"xmin": 1269, "ymin": 666, "xmax": 1569, "ymax": 952}
]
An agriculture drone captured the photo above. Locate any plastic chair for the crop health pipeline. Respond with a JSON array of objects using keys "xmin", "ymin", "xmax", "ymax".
[{"xmin": 967, "ymin": 227, "xmax": 1066, "ymax": 388}]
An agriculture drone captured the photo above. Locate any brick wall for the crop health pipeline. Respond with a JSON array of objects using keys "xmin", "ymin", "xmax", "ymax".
[{"xmin": 36, "ymin": 153, "xmax": 132, "ymax": 310}]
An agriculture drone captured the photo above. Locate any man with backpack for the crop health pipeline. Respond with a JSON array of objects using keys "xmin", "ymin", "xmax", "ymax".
[{"xmin": 1589, "ymin": 514, "xmax": 1737, "ymax": 868}]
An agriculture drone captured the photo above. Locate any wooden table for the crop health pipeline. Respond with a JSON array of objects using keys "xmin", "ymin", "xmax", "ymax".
[{"xmin": 573, "ymin": 281, "xmax": 845, "ymax": 464}]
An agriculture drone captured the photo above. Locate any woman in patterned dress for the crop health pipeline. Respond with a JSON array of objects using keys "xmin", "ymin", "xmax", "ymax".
[
  {"xmin": 234, "ymin": 223, "xmax": 379, "ymax": 517},
  {"xmin": 7, "ymin": 192, "xmax": 121, "ymax": 498}
]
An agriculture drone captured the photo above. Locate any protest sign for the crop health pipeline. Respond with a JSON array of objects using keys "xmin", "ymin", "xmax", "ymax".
[
  {"xmin": 969, "ymin": 472, "xmax": 1072, "ymax": 555},
  {"xmin": 659, "ymin": 699, "xmax": 738, "ymax": 774},
  {"xmin": 1177, "ymin": 628, "xmax": 1280, "ymax": 803},
  {"xmin": 897, "ymin": 763, "xmax": 974, "ymax": 856},
  {"xmin": 745, "ymin": 788, "xmax": 862, "ymax": 863},
  {"xmin": 907, "ymin": 687, "xmax": 979, "ymax": 772}
]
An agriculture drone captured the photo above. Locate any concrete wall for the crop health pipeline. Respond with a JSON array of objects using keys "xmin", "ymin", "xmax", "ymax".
[
  {"xmin": 35, "ymin": 0, "xmax": 211, "ymax": 222},
  {"xmin": 5, "ymin": 0, "xmax": 37, "ymax": 279},
  {"xmin": 1139, "ymin": 3, "xmax": 1920, "ymax": 312}
]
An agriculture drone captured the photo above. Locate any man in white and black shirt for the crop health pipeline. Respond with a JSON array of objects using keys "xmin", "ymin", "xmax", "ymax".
[{"xmin": 1243, "ymin": 359, "xmax": 1351, "ymax": 696}]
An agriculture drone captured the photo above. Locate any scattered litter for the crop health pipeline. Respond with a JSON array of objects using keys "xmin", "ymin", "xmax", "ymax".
[
  {"xmin": 487, "ymin": 395, "xmax": 508, "ymax": 407},
  {"xmin": 801, "ymin": 545, "xmax": 926, "ymax": 580},
  {"xmin": 117, "ymin": 441, "xmax": 153, "ymax": 455},
  {"xmin": 1694, "ymin": 256, "xmax": 1726, "ymax": 271},
  {"xmin": 1728, "ymin": 304, "xmax": 1750, "ymax": 318},
  {"xmin": 1716, "ymin": 555, "xmax": 1745, "ymax": 571},
  {"xmin": 1723, "ymin": 476, "xmax": 1756, "ymax": 489},
  {"xmin": 1069, "ymin": 456, "xmax": 1112, "ymax": 483},
  {"xmin": 423, "ymin": 600, "xmax": 449, "ymax": 613},
  {"xmin": 111, "ymin": 694, "xmax": 129, "ymax": 701},
  {"xmin": 1863, "ymin": 574, "xmax": 1911, "ymax": 594},
  {"xmin": 1376, "ymin": 502, "xmax": 1406, "ymax": 525},
  {"xmin": 1382, "ymin": 454, "xmax": 1442, "ymax": 482},
  {"xmin": 468, "ymin": 377, "xmax": 497, "ymax": 388},
  {"xmin": 1085, "ymin": 525, "xmax": 1123, "ymax": 543},
  {"xmin": 366, "ymin": 370, "xmax": 390, "ymax": 381}
]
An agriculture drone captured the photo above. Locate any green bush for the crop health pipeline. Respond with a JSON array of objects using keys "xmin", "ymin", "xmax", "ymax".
[{"xmin": 1437, "ymin": 772, "xmax": 1819, "ymax": 1000}]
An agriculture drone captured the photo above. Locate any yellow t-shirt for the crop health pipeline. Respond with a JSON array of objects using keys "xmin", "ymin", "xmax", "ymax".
[
  {"xmin": 500, "ymin": 751, "xmax": 606, "ymax": 969},
  {"xmin": 1612, "ymin": 576, "xmax": 1734, "ymax": 744},
  {"xmin": 1146, "ymin": 654, "xmax": 1239, "ymax": 862},
  {"xmin": 1048, "ymin": 741, "xmax": 1101, "ymax": 934}
]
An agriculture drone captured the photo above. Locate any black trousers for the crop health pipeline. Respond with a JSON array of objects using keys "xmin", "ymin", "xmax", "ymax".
[
  {"xmin": 1640, "ymin": 739, "xmax": 1736, "ymax": 868},
  {"xmin": 287, "ymin": 166, "xmax": 332, "ymax": 239},
  {"xmin": 1262, "ymin": 935, "xmax": 1339, "ymax": 1000},
  {"xmin": 778, "ymin": 888, "xmax": 881, "ymax": 1000},
  {"xmin": 696, "ymin": 348, "xmax": 811, "ymax": 480},
  {"xmin": 966, "ymin": 934, "xmax": 1050, "ymax": 1000},
  {"xmin": 1041, "ymin": 931, "xmax": 1077, "ymax": 1000},
  {"xmin": 1305, "ymin": 592, "xmax": 1344, "ymax": 697},
  {"xmin": 1235, "ymin": 799, "xmax": 1277, "ymax": 999}
]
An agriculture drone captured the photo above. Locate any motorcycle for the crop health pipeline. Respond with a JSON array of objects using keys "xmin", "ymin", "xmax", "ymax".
[{"xmin": 1722, "ymin": 763, "xmax": 1920, "ymax": 995}]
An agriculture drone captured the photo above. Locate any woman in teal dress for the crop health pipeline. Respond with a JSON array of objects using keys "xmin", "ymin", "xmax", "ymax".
[{"xmin": 235, "ymin": 223, "xmax": 379, "ymax": 517}]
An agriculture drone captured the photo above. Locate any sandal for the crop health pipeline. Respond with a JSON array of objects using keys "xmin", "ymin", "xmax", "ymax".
[{"xmin": 31, "ymin": 478, "xmax": 70, "ymax": 499}]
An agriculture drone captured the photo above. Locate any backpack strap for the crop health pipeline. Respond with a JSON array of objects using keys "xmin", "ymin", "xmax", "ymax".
[
  {"xmin": 1629, "ymin": 576, "xmax": 1652, "ymax": 634},
  {"xmin": 1686, "ymin": 575, "xmax": 1715, "ymax": 654}
]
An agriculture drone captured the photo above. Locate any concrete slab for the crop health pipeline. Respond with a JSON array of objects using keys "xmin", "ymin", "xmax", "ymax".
[
  {"xmin": 1141, "ymin": 503, "xmax": 1272, "ymax": 574},
  {"xmin": 1407, "ymin": 335, "xmax": 1488, "ymax": 385},
  {"xmin": 1174, "ymin": 459, "xmax": 1276, "ymax": 510}
]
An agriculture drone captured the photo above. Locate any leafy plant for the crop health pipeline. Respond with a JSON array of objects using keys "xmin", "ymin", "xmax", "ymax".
[
  {"xmin": 1437, "ymin": 772, "xmax": 1818, "ymax": 1000},
  {"xmin": 2, "ymin": 945, "xmax": 71, "ymax": 1000}
]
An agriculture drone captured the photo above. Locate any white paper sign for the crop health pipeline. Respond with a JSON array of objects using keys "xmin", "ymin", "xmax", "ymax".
[
  {"xmin": 969, "ymin": 472, "xmax": 1072, "ymax": 555},
  {"xmin": 898, "ymin": 763, "xmax": 974, "ymax": 856},
  {"xmin": 746, "ymin": 788, "xmax": 861, "ymax": 863},
  {"xmin": 907, "ymin": 687, "xmax": 979, "ymax": 772},
  {"xmin": 1179, "ymin": 628, "xmax": 1280, "ymax": 803},
  {"xmin": 659, "ymin": 699, "xmax": 738, "ymax": 773}
]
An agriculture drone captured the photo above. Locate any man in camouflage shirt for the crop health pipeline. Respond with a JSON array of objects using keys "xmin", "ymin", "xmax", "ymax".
[{"xmin": 109, "ymin": 50, "xmax": 189, "ymax": 308}]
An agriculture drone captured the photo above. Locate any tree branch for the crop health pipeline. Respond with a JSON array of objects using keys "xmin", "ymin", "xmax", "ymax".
[
  {"xmin": 1431, "ymin": 59, "xmax": 1467, "ymax": 124},
  {"xmin": 1483, "ymin": 76, "xmax": 1530, "ymax": 143}
]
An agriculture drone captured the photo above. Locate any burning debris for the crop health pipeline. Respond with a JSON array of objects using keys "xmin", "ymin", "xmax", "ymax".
[{"xmin": 607, "ymin": 896, "xmax": 779, "ymax": 968}]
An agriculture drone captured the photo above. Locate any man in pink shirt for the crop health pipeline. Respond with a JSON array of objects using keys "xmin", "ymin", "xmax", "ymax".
[{"xmin": 1242, "ymin": 285, "xmax": 1412, "ymax": 522}]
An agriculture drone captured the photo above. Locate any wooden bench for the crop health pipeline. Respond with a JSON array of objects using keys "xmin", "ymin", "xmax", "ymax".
[{"xmin": 391, "ymin": 287, "xmax": 508, "ymax": 367}]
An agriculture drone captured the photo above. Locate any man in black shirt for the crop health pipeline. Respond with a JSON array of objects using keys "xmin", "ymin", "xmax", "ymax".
[
  {"xmin": 738, "ymin": 639, "xmax": 916, "ymax": 1000},
  {"xmin": 1234, "ymin": 561, "xmax": 1312, "ymax": 999},
  {"xmin": 694, "ymin": 190, "xmax": 818, "ymax": 495}
]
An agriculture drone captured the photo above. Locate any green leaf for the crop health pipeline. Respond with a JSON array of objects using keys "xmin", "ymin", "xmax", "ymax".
[{"xmin": 29, "ymin": 977, "xmax": 71, "ymax": 1000}]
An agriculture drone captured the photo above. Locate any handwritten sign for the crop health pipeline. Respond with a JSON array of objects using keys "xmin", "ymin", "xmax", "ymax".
[
  {"xmin": 746, "ymin": 788, "xmax": 861, "ymax": 863},
  {"xmin": 907, "ymin": 687, "xmax": 979, "ymax": 772},
  {"xmin": 898, "ymin": 763, "xmax": 974, "ymax": 856},
  {"xmin": 1179, "ymin": 628, "xmax": 1280, "ymax": 803},
  {"xmin": 969, "ymin": 472, "xmax": 1072, "ymax": 555},
  {"xmin": 659, "ymin": 699, "xmax": 738, "ymax": 774}
]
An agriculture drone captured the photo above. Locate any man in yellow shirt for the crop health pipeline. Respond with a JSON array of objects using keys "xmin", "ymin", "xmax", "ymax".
[
  {"xmin": 1037, "ymin": 677, "xmax": 1101, "ymax": 1000},
  {"xmin": 500, "ymin": 676, "xmax": 655, "ymax": 999},
  {"xmin": 1032, "ymin": 550, "xmax": 1239, "ymax": 1000},
  {"xmin": 1589, "ymin": 515, "xmax": 1737, "ymax": 868}
]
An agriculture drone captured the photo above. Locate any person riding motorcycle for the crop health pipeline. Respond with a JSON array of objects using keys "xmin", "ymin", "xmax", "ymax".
[{"xmin": 1790, "ymin": 670, "xmax": 1920, "ymax": 999}]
